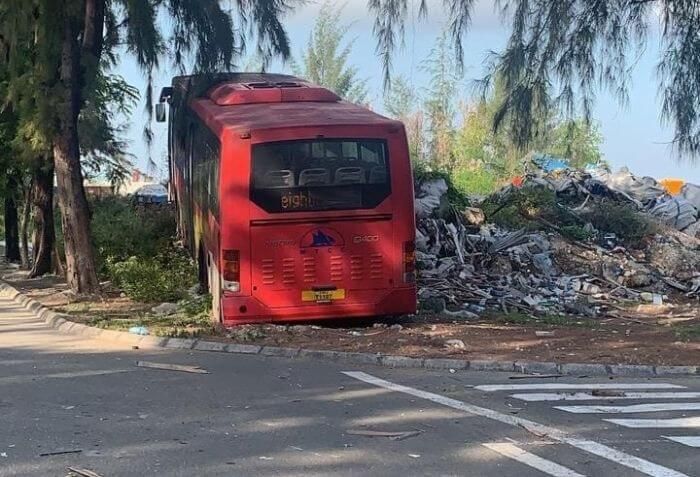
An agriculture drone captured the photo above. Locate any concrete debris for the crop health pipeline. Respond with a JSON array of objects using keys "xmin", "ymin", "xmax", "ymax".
[
  {"xmin": 151, "ymin": 302, "xmax": 179, "ymax": 316},
  {"xmin": 415, "ymin": 164, "xmax": 700, "ymax": 318},
  {"xmin": 415, "ymin": 178, "xmax": 448, "ymax": 219},
  {"xmin": 444, "ymin": 339, "xmax": 467, "ymax": 350}
]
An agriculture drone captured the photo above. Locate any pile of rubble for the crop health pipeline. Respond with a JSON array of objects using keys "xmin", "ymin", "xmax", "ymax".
[{"xmin": 414, "ymin": 167, "xmax": 700, "ymax": 318}]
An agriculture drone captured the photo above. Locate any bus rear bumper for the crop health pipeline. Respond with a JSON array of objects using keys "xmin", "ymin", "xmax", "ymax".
[{"xmin": 220, "ymin": 287, "xmax": 417, "ymax": 325}]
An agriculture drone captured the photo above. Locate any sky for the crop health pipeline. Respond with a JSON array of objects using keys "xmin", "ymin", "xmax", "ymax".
[{"xmin": 116, "ymin": 0, "xmax": 699, "ymax": 183}]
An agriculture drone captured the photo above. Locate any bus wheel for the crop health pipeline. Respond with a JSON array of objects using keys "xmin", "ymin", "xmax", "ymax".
[{"xmin": 207, "ymin": 252, "xmax": 223, "ymax": 324}]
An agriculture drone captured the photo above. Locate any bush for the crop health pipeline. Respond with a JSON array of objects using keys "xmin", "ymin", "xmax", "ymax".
[
  {"xmin": 452, "ymin": 168, "xmax": 500, "ymax": 196},
  {"xmin": 90, "ymin": 197, "xmax": 175, "ymax": 271},
  {"xmin": 413, "ymin": 162, "xmax": 471, "ymax": 210},
  {"xmin": 483, "ymin": 187, "xmax": 578, "ymax": 230},
  {"xmin": 584, "ymin": 201, "xmax": 656, "ymax": 248},
  {"xmin": 108, "ymin": 247, "xmax": 197, "ymax": 302}
]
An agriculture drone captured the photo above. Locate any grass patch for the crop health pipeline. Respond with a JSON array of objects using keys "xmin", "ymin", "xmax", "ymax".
[
  {"xmin": 674, "ymin": 325, "xmax": 700, "ymax": 342},
  {"xmin": 493, "ymin": 312, "xmax": 597, "ymax": 328},
  {"xmin": 85, "ymin": 293, "xmax": 215, "ymax": 338}
]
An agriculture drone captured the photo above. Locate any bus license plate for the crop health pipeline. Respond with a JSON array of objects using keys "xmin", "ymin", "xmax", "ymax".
[{"xmin": 302, "ymin": 289, "xmax": 346, "ymax": 302}]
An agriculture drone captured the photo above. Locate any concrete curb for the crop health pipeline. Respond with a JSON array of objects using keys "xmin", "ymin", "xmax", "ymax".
[{"xmin": 1, "ymin": 281, "xmax": 698, "ymax": 377}]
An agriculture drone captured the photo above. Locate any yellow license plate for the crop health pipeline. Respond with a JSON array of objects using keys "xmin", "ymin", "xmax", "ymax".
[{"xmin": 301, "ymin": 289, "xmax": 346, "ymax": 302}]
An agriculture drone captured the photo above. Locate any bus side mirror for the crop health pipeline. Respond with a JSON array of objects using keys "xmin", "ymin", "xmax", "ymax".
[{"xmin": 155, "ymin": 103, "xmax": 166, "ymax": 123}]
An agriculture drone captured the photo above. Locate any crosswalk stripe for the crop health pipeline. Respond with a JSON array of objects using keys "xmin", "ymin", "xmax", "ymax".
[
  {"xmin": 556, "ymin": 403, "xmax": 700, "ymax": 414},
  {"xmin": 344, "ymin": 371, "xmax": 689, "ymax": 477},
  {"xmin": 606, "ymin": 417, "xmax": 700, "ymax": 428},
  {"xmin": 483, "ymin": 443, "xmax": 586, "ymax": 477},
  {"xmin": 511, "ymin": 392, "xmax": 700, "ymax": 402},
  {"xmin": 662, "ymin": 436, "xmax": 700, "ymax": 447},
  {"xmin": 475, "ymin": 384, "xmax": 685, "ymax": 392}
]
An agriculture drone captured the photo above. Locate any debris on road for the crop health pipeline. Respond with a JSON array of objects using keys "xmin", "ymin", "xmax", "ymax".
[
  {"xmin": 346, "ymin": 429, "xmax": 422, "ymax": 441},
  {"xmin": 128, "ymin": 326, "xmax": 149, "ymax": 336},
  {"xmin": 39, "ymin": 449, "xmax": 83, "ymax": 457},
  {"xmin": 67, "ymin": 467, "xmax": 104, "ymax": 477},
  {"xmin": 136, "ymin": 361, "xmax": 209, "ymax": 374}
]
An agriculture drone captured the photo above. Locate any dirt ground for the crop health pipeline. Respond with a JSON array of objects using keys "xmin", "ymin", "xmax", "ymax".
[{"xmin": 2, "ymin": 261, "xmax": 698, "ymax": 367}]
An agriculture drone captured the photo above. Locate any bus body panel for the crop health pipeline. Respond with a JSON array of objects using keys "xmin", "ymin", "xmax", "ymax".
[{"xmin": 167, "ymin": 74, "xmax": 416, "ymax": 325}]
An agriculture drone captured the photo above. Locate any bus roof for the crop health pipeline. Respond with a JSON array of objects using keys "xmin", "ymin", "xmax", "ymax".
[{"xmin": 170, "ymin": 73, "xmax": 400, "ymax": 137}]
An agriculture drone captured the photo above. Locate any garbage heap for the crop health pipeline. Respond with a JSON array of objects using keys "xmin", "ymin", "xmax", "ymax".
[{"xmin": 414, "ymin": 168, "xmax": 700, "ymax": 318}]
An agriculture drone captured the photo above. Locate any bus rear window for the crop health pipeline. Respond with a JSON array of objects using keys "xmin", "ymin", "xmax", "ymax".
[{"xmin": 251, "ymin": 139, "xmax": 391, "ymax": 213}]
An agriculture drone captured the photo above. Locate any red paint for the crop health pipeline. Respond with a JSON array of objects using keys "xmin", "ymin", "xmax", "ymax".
[{"xmin": 164, "ymin": 74, "xmax": 416, "ymax": 325}]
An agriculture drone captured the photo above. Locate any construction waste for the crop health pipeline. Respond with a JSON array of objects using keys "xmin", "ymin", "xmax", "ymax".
[{"xmin": 415, "ymin": 165, "xmax": 700, "ymax": 318}]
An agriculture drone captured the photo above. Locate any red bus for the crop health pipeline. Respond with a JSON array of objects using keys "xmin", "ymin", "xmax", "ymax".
[{"xmin": 157, "ymin": 73, "xmax": 416, "ymax": 325}]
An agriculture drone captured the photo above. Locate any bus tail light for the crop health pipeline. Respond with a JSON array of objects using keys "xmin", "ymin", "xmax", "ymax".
[
  {"xmin": 403, "ymin": 241, "xmax": 416, "ymax": 283},
  {"xmin": 222, "ymin": 249, "xmax": 241, "ymax": 292}
]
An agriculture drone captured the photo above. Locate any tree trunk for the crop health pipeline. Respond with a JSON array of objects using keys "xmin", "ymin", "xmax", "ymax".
[
  {"xmin": 53, "ymin": 13, "xmax": 99, "ymax": 293},
  {"xmin": 19, "ymin": 182, "xmax": 32, "ymax": 269},
  {"xmin": 29, "ymin": 160, "xmax": 55, "ymax": 278},
  {"xmin": 4, "ymin": 177, "xmax": 20, "ymax": 262}
]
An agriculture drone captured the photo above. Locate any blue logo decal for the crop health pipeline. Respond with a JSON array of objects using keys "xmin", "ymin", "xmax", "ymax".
[{"xmin": 311, "ymin": 229, "xmax": 336, "ymax": 247}]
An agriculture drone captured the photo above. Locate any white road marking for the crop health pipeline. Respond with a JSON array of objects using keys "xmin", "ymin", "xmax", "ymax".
[
  {"xmin": 343, "ymin": 371, "xmax": 689, "ymax": 477},
  {"xmin": 511, "ymin": 392, "xmax": 700, "ymax": 402},
  {"xmin": 483, "ymin": 443, "xmax": 586, "ymax": 477},
  {"xmin": 0, "ymin": 369, "xmax": 131, "ymax": 385},
  {"xmin": 556, "ymin": 403, "xmax": 700, "ymax": 414},
  {"xmin": 606, "ymin": 417, "xmax": 700, "ymax": 429},
  {"xmin": 663, "ymin": 436, "xmax": 700, "ymax": 448},
  {"xmin": 476, "ymin": 384, "xmax": 685, "ymax": 392}
]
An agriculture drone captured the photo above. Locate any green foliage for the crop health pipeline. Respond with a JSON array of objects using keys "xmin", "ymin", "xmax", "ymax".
[
  {"xmin": 483, "ymin": 187, "xmax": 572, "ymax": 230},
  {"xmin": 421, "ymin": 30, "xmax": 462, "ymax": 171},
  {"xmin": 584, "ymin": 202, "xmax": 657, "ymax": 248},
  {"xmin": 108, "ymin": 248, "xmax": 197, "ymax": 303},
  {"xmin": 294, "ymin": 1, "xmax": 368, "ymax": 104},
  {"xmin": 89, "ymin": 197, "xmax": 176, "ymax": 273},
  {"xmin": 560, "ymin": 224, "xmax": 593, "ymax": 242},
  {"xmin": 545, "ymin": 121, "xmax": 605, "ymax": 169},
  {"xmin": 451, "ymin": 168, "xmax": 499, "ymax": 196},
  {"xmin": 674, "ymin": 325, "xmax": 700, "ymax": 342},
  {"xmin": 483, "ymin": 186, "xmax": 656, "ymax": 248},
  {"xmin": 179, "ymin": 293, "xmax": 212, "ymax": 317},
  {"xmin": 413, "ymin": 161, "xmax": 470, "ymax": 210}
]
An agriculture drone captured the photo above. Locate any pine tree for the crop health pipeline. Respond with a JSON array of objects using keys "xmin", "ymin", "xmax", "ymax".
[
  {"xmin": 295, "ymin": 1, "xmax": 369, "ymax": 104},
  {"xmin": 0, "ymin": 0, "xmax": 294, "ymax": 293},
  {"xmin": 369, "ymin": 0, "xmax": 700, "ymax": 160}
]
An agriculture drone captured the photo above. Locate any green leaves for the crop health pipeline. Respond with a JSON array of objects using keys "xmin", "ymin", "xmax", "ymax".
[{"xmin": 295, "ymin": 1, "xmax": 369, "ymax": 104}]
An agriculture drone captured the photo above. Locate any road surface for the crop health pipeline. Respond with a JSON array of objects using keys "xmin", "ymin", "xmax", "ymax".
[{"xmin": 0, "ymin": 293, "xmax": 698, "ymax": 476}]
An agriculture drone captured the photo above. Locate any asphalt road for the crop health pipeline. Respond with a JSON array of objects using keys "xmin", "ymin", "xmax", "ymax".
[{"xmin": 1, "ymin": 294, "xmax": 699, "ymax": 476}]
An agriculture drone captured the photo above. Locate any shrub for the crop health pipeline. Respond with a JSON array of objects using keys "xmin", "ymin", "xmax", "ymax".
[
  {"xmin": 452, "ymin": 168, "xmax": 500, "ymax": 196},
  {"xmin": 413, "ymin": 162, "xmax": 471, "ymax": 210},
  {"xmin": 90, "ymin": 197, "xmax": 175, "ymax": 271},
  {"xmin": 108, "ymin": 247, "xmax": 197, "ymax": 302},
  {"xmin": 584, "ymin": 201, "xmax": 656, "ymax": 248}
]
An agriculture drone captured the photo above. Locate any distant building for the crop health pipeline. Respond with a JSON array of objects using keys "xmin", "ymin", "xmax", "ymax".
[{"xmin": 83, "ymin": 168, "xmax": 163, "ymax": 197}]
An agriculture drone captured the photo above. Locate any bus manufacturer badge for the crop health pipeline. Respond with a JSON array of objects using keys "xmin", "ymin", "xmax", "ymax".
[
  {"xmin": 301, "ymin": 228, "xmax": 344, "ymax": 248},
  {"xmin": 353, "ymin": 235, "xmax": 380, "ymax": 244}
]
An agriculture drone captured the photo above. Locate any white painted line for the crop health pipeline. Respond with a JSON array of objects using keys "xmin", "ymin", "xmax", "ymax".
[
  {"xmin": 0, "ymin": 369, "xmax": 131, "ymax": 385},
  {"xmin": 556, "ymin": 403, "xmax": 700, "ymax": 414},
  {"xmin": 343, "ymin": 371, "xmax": 689, "ymax": 477},
  {"xmin": 663, "ymin": 436, "xmax": 700, "ymax": 448},
  {"xmin": 476, "ymin": 383, "xmax": 685, "ymax": 392},
  {"xmin": 606, "ymin": 417, "xmax": 700, "ymax": 429},
  {"xmin": 511, "ymin": 392, "xmax": 700, "ymax": 402},
  {"xmin": 483, "ymin": 443, "xmax": 586, "ymax": 477}
]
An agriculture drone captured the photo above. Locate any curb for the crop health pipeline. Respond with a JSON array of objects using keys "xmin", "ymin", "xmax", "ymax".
[{"xmin": 1, "ymin": 281, "xmax": 698, "ymax": 377}]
